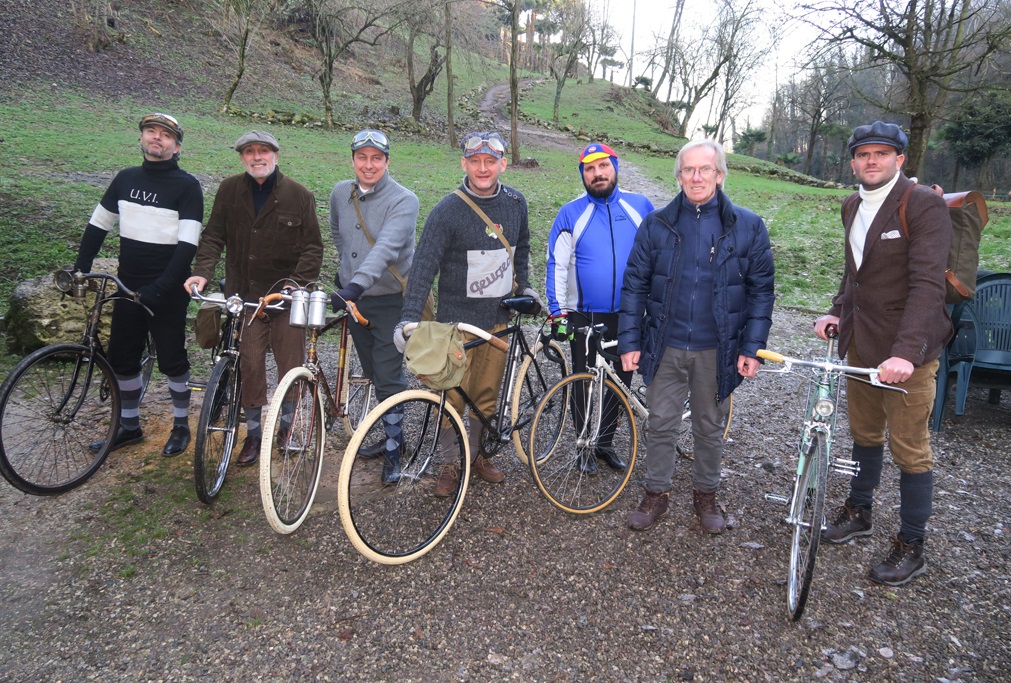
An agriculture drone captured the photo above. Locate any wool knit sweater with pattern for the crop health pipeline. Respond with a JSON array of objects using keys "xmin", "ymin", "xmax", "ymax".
[{"xmin": 402, "ymin": 180, "xmax": 530, "ymax": 330}]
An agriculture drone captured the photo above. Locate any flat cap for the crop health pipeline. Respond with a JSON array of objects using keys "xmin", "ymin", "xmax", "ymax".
[
  {"xmin": 847, "ymin": 121, "xmax": 907, "ymax": 156},
  {"xmin": 234, "ymin": 130, "xmax": 279, "ymax": 152}
]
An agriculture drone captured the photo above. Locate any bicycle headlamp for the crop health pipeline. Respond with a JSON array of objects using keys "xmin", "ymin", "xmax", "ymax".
[
  {"xmin": 814, "ymin": 398, "xmax": 835, "ymax": 418},
  {"xmin": 226, "ymin": 295, "xmax": 245, "ymax": 316}
]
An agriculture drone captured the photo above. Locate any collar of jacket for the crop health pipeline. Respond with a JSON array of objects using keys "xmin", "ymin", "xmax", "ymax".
[
  {"xmin": 584, "ymin": 185, "xmax": 624, "ymax": 207},
  {"xmin": 352, "ymin": 169, "xmax": 390, "ymax": 201},
  {"xmin": 655, "ymin": 189, "xmax": 737, "ymax": 234},
  {"xmin": 246, "ymin": 167, "xmax": 280, "ymax": 194}
]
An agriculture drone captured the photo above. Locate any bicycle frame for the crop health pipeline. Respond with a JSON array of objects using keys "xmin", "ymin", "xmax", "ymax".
[{"xmin": 300, "ymin": 309, "xmax": 355, "ymax": 426}]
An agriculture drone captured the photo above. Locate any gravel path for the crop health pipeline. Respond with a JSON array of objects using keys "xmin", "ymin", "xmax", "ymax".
[{"xmin": 1, "ymin": 309, "xmax": 1009, "ymax": 682}]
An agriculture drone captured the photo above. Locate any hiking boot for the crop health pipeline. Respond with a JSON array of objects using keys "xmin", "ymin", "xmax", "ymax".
[
  {"xmin": 693, "ymin": 488, "xmax": 726, "ymax": 534},
  {"xmin": 433, "ymin": 465, "xmax": 460, "ymax": 498},
  {"xmin": 594, "ymin": 445, "xmax": 627, "ymax": 471},
  {"xmin": 627, "ymin": 488, "xmax": 670, "ymax": 530},
  {"xmin": 868, "ymin": 535, "xmax": 926, "ymax": 586},
  {"xmin": 822, "ymin": 500, "xmax": 873, "ymax": 544},
  {"xmin": 472, "ymin": 455, "xmax": 504, "ymax": 484}
]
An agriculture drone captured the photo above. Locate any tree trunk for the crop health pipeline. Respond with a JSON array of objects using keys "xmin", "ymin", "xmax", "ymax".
[
  {"xmin": 510, "ymin": 0, "xmax": 520, "ymax": 164},
  {"xmin": 553, "ymin": 76, "xmax": 564, "ymax": 121},
  {"xmin": 320, "ymin": 68, "xmax": 334, "ymax": 129},
  {"xmin": 220, "ymin": 24, "xmax": 250, "ymax": 112},
  {"xmin": 445, "ymin": 0, "xmax": 456, "ymax": 149}
]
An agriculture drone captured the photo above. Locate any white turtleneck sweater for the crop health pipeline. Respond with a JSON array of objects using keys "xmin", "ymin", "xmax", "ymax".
[{"xmin": 850, "ymin": 172, "xmax": 901, "ymax": 270}]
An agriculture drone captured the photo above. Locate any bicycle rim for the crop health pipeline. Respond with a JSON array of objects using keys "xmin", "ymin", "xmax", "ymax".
[
  {"xmin": 530, "ymin": 374, "xmax": 637, "ymax": 514},
  {"xmin": 511, "ymin": 339, "xmax": 569, "ymax": 465},
  {"xmin": 338, "ymin": 391, "xmax": 468, "ymax": 564},
  {"xmin": 0, "ymin": 344, "xmax": 118, "ymax": 495},
  {"xmin": 787, "ymin": 431, "xmax": 827, "ymax": 620},
  {"xmin": 259, "ymin": 368, "xmax": 324, "ymax": 533},
  {"xmin": 193, "ymin": 356, "xmax": 240, "ymax": 504}
]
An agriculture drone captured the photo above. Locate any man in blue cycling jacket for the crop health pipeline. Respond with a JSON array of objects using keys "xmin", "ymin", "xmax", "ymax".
[{"xmin": 545, "ymin": 142, "xmax": 654, "ymax": 473}]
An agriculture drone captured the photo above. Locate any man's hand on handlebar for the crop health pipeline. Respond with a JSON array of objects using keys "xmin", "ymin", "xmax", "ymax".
[
  {"xmin": 184, "ymin": 275, "xmax": 207, "ymax": 294},
  {"xmin": 738, "ymin": 355, "xmax": 760, "ymax": 378},
  {"xmin": 877, "ymin": 356, "xmax": 914, "ymax": 384},
  {"xmin": 813, "ymin": 315, "xmax": 840, "ymax": 341}
]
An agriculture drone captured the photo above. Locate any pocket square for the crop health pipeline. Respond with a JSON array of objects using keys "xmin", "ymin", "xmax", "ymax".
[{"xmin": 881, "ymin": 230, "xmax": 902, "ymax": 240}]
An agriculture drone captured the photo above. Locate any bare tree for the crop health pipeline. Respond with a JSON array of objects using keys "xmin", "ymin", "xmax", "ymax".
[
  {"xmin": 798, "ymin": 0, "xmax": 1011, "ymax": 177},
  {"xmin": 445, "ymin": 0, "xmax": 457, "ymax": 148},
  {"xmin": 213, "ymin": 0, "xmax": 269, "ymax": 112},
  {"xmin": 546, "ymin": 0, "xmax": 589, "ymax": 121},
  {"xmin": 302, "ymin": 0, "xmax": 405, "ymax": 128},
  {"xmin": 649, "ymin": 0, "xmax": 687, "ymax": 100},
  {"xmin": 582, "ymin": 2, "xmax": 619, "ymax": 83},
  {"xmin": 405, "ymin": 1, "xmax": 447, "ymax": 122},
  {"xmin": 710, "ymin": 0, "xmax": 770, "ymax": 144},
  {"xmin": 793, "ymin": 58, "xmax": 848, "ymax": 175}
]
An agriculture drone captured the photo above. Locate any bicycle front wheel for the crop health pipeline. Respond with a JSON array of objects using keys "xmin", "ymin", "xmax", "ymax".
[
  {"xmin": 0, "ymin": 344, "xmax": 119, "ymax": 495},
  {"xmin": 511, "ymin": 339, "xmax": 569, "ymax": 465},
  {"xmin": 259, "ymin": 367, "xmax": 325, "ymax": 534},
  {"xmin": 193, "ymin": 355, "xmax": 241, "ymax": 504},
  {"xmin": 341, "ymin": 338, "xmax": 375, "ymax": 436},
  {"xmin": 787, "ymin": 430, "xmax": 828, "ymax": 620},
  {"xmin": 529, "ymin": 373, "xmax": 637, "ymax": 514},
  {"xmin": 338, "ymin": 391, "xmax": 468, "ymax": 565}
]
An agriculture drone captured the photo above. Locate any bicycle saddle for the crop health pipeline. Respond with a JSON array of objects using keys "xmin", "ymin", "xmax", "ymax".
[{"xmin": 500, "ymin": 295, "xmax": 540, "ymax": 315}]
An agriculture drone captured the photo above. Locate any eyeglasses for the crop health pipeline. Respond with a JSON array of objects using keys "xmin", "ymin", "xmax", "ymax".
[
  {"xmin": 463, "ymin": 134, "xmax": 506, "ymax": 155},
  {"xmin": 678, "ymin": 165, "xmax": 717, "ymax": 178},
  {"xmin": 351, "ymin": 129, "xmax": 390, "ymax": 154}
]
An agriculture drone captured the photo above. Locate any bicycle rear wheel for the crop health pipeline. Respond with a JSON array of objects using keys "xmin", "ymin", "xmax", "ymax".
[
  {"xmin": 529, "ymin": 373, "xmax": 637, "ymax": 514},
  {"xmin": 511, "ymin": 339, "xmax": 569, "ymax": 465},
  {"xmin": 0, "ymin": 344, "xmax": 119, "ymax": 495},
  {"xmin": 193, "ymin": 356, "xmax": 241, "ymax": 504},
  {"xmin": 787, "ymin": 430, "xmax": 828, "ymax": 620},
  {"xmin": 338, "ymin": 391, "xmax": 468, "ymax": 564},
  {"xmin": 259, "ymin": 367, "xmax": 325, "ymax": 533},
  {"xmin": 341, "ymin": 338, "xmax": 375, "ymax": 436}
]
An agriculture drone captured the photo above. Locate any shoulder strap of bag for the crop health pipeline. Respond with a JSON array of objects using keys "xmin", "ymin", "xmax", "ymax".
[
  {"xmin": 453, "ymin": 189, "xmax": 518, "ymax": 292},
  {"xmin": 351, "ymin": 187, "xmax": 407, "ymax": 295}
]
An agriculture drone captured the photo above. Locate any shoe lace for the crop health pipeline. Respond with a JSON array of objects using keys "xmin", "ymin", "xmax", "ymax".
[
  {"xmin": 882, "ymin": 539, "xmax": 908, "ymax": 567},
  {"xmin": 829, "ymin": 504, "xmax": 854, "ymax": 526}
]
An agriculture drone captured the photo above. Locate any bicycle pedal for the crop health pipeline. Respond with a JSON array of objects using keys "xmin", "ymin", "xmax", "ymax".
[
  {"xmin": 188, "ymin": 381, "xmax": 207, "ymax": 391},
  {"xmin": 764, "ymin": 493, "xmax": 790, "ymax": 505},
  {"xmin": 832, "ymin": 457, "xmax": 860, "ymax": 477}
]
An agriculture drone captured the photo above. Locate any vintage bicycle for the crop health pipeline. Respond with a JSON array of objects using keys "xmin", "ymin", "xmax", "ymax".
[
  {"xmin": 527, "ymin": 319, "xmax": 733, "ymax": 514},
  {"xmin": 336, "ymin": 295, "xmax": 570, "ymax": 565},
  {"xmin": 0, "ymin": 269, "xmax": 156, "ymax": 495},
  {"xmin": 757, "ymin": 327, "xmax": 905, "ymax": 620},
  {"xmin": 258, "ymin": 285, "xmax": 373, "ymax": 534},
  {"xmin": 188, "ymin": 286, "xmax": 288, "ymax": 504}
]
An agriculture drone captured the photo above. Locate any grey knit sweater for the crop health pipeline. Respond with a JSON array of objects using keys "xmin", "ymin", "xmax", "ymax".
[
  {"xmin": 402, "ymin": 180, "xmax": 530, "ymax": 329},
  {"xmin": 329, "ymin": 170, "xmax": 419, "ymax": 297}
]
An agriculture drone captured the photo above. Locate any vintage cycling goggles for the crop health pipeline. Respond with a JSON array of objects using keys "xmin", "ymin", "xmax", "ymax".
[
  {"xmin": 139, "ymin": 113, "xmax": 184, "ymax": 142},
  {"xmin": 462, "ymin": 133, "xmax": 506, "ymax": 158},
  {"xmin": 351, "ymin": 129, "xmax": 390, "ymax": 154}
]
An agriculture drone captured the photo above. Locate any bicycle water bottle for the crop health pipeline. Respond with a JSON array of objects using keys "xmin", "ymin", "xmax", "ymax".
[
  {"xmin": 307, "ymin": 290, "xmax": 328, "ymax": 328},
  {"xmin": 289, "ymin": 289, "xmax": 308, "ymax": 327}
]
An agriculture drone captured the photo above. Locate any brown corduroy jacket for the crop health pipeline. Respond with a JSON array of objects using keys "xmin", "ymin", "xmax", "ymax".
[
  {"xmin": 828, "ymin": 173, "xmax": 953, "ymax": 367},
  {"xmin": 194, "ymin": 169, "xmax": 323, "ymax": 300}
]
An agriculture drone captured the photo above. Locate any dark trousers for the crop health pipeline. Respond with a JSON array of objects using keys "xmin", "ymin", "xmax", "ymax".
[
  {"xmin": 569, "ymin": 311, "xmax": 632, "ymax": 447},
  {"xmin": 348, "ymin": 293, "xmax": 407, "ymax": 403},
  {"xmin": 108, "ymin": 286, "xmax": 189, "ymax": 378}
]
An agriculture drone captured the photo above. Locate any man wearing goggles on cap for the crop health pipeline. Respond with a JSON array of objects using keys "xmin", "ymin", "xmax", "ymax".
[
  {"xmin": 186, "ymin": 130, "xmax": 323, "ymax": 467},
  {"xmin": 394, "ymin": 131, "xmax": 540, "ymax": 492},
  {"xmin": 546, "ymin": 142, "xmax": 655, "ymax": 474},
  {"xmin": 74, "ymin": 112, "xmax": 203, "ymax": 457},
  {"xmin": 329, "ymin": 129, "xmax": 419, "ymax": 485}
]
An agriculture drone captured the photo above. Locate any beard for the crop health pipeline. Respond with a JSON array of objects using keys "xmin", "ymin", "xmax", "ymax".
[{"xmin": 584, "ymin": 175, "xmax": 617, "ymax": 199}]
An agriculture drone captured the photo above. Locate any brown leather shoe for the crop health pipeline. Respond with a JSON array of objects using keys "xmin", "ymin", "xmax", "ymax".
[
  {"xmin": 236, "ymin": 435, "xmax": 261, "ymax": 467},
  {"xmin": 472, "ymin": 454, "xmax": 504, "ymax": 483},
  {"xmin": 433, "ymin": 464, "xmax": 460, "ymax": 498},
  {"xmin": 693, "ymin": 488, "xmax": 727, "ymax": 534},
  {"xmin": 868, "ymin": 535, "xmax": 926, "ymax": 586},
  {"xmin": 627, "ymin": 488, "xmax": 669, "ymax": 530},
  {"xmin": 822, "ymin": 500, "xmax": 873, "ymax": 544}
]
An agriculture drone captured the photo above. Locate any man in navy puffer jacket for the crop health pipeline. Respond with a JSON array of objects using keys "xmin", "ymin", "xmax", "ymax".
[
  {"xmin": 618, "ymin": 140, "xmax": 774, "ymax": 534},
  {"xmin": 546, "ymin": 142, "xmax": 654, "ymax": 473}
]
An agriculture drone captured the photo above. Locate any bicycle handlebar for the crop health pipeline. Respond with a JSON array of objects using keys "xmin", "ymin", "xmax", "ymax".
[
  {"xmin": 757, "ymin": 348, "xmax": 907, "ymax": 393},
  {"xmin": 56, "ymin": 269, "xmax": 154, "ymax": 316},
  {"xmin": 403, "ymin": 321, "xmax": 509, "ymax": 353}
]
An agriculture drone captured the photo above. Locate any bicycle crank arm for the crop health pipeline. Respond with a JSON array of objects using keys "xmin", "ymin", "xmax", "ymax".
[{"xmin": 831, "ymin": 458, "xmax": 860, "ymax": 477}]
